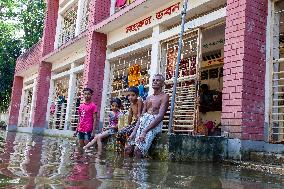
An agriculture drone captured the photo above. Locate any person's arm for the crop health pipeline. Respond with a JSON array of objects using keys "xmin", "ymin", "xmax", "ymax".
[
  {"xmin": 137, "ymin": 98, "xmax": 143, "ymax": 118},
  {"xmin": 128, "ymin": 107, "xmax": 133, "ymax": 125},
  {"xmin": 139, "ymin": 94, "xmax": 169, "ymax": 140}
]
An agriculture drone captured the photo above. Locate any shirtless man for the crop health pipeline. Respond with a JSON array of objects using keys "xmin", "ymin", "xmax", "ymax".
[{"xmin": 125, "ymin": 74, "xmax": 169, "ymax": 158}]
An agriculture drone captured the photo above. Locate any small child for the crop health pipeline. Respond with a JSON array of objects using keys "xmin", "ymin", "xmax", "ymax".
[
  {"xmin": 116, "ymin": 87, "xmax": 143, "ymax": 152},
  {"xmin": 83, "ymin": 98, "xmax": 122, "ymax": 151},
  {"xmin": 74, "ymin": 88, "xmax": 98, "ymax": 147}
]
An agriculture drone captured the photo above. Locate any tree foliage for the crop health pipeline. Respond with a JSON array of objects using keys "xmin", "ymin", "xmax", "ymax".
[{"xmin": 0, "ymin": 0, "xmax": 46, "ymax": 112}]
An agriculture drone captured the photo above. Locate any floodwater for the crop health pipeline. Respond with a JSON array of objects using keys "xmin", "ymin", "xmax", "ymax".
[{"xmin": 0, "ymin": 131, "xmax": 283, "ymax": 189}]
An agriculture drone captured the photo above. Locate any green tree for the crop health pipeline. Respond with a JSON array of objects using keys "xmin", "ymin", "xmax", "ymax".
[{"xmin": 0, "ymin": 0, "xmax": 46, "ymax": 112}]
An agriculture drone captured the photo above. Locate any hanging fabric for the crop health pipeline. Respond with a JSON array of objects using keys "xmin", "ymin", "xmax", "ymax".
[
  {"xmin": 128, "ymin": 64, "xmax": 141, "ymax": 86},
  {"xmin": 166, "ymin": 47, "xmax": 178, "ymax": 80},
  {"xmin": 115, "ymin": 0, "xmax": 127, "ymax": 7}
]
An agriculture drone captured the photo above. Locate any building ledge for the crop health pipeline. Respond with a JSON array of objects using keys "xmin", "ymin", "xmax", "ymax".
[
  {"xmin": 94, "ymin": 0, "xmax": 226, "ymax": 34},
  {"xmin": 94, "ymin": 0, "xmax": 166, "ymax": 33}
]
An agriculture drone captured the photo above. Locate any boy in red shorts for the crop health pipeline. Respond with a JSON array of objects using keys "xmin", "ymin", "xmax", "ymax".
[{"xmin": 74, "ymin": 88, "xmax": 98, "ymax": 147}]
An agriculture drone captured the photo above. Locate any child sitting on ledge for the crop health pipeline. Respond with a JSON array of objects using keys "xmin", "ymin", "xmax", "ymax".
[
  {"xmin": 83, "ymin": 98, "xmax": 122, "ymax": 152},
  {"xmin": 116, "ymin": 86, "xmax": 143, "ymax": 152}
]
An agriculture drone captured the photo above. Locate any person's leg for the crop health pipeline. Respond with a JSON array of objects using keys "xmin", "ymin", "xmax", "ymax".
[
  {"xmin": 124, "ymin": 145, "xmax": 134, "ymax": 157},
  {"xmin": 134, "ymin": 146, "xmax": 143, "ymax": 158},
  {"xmin": 79, "ymin": 140, "xmax": 85, "ymax": 147},
  {"xmin": 97, "ymin": 131, "xmax": 110, "ymax": 151},
  {"xmin": 84, "ymin": 132, "xmax": 92, "ymax": 146},
  {"xmin": 83, "ymin": 135, "xmax": 98, "ymax": 149},
  {"xmin": 77, "ymin": 132, "xmax": 85, "ymax": 147}
]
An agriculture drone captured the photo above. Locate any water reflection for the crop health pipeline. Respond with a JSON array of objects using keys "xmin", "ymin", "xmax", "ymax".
[{"xmin": 0, "ymin": 131, "xmax": 283, "ymax": 188}]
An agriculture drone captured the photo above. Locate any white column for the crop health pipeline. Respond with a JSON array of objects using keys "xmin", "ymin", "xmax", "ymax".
[
  {"xmin": 265, "ymin": 0, "xmax": 274, "ymax": 141},
  {"xmin": 28, "ymin": 78, "xmax": 38, "ymax": 127},
  {"xmin": 54, "ymin": 14, "xmax": 63, "ymax": 49},
  {"xmin": 110, "ymin": 0, "xmax": 116, "ymax": 15},
  {"xmin": 99, "ymin": 59, "xmax": 111, "ymax": 128},
  {"xmin": 18, "ymin": 85, "xmax": 27, "ymax": 127},
  {"xmin": 45, "ymin": 75, "xmax": 55, "ymax": 127},
  {"xmin": 64, "ymin": 64, "xmax": 77, "ymax": 130},
  {"xmin": 75, "ymin": 0, "xmax": 85, "ymax": 36},
  {"xmin": 148, "ymin": 25, "xmax": 166, "ymax": 95}
]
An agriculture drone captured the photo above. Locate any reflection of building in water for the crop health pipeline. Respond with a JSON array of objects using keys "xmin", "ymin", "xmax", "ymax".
[{"xmin": 7, "ymin": 134, "xmax": 32, "ymax": 177}]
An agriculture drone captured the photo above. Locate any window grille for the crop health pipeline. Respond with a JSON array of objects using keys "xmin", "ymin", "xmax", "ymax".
[
  {"xmin": 104, "ymin": 50, "xmax": 151, "ymax": 128},
  {"xmin": 19, "ymin": 89, "xmax": 33, "ymax": 127},
  {"xmin": 160, "ymin": 31, "xmax": 200, "ymax": 133},
  {"xmin": 270, "ymin": 1, "xmax": 284, "ymax": 143},
  {"xmin": 48, "ymin": 77, "xmax": 70, "ymax": 130}
]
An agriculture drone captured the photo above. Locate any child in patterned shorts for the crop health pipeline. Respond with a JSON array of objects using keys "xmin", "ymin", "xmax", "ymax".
[{"xmin": 116, "ymin": 87, "xmax": 143, "ymax": 152}]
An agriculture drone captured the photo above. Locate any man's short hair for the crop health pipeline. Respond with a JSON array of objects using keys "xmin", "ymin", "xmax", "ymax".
[
  {"xmin": 128, "ymin": 86, "xmax": 139, "ymax": 96},
  {"xmin": 83, "ymin": 88, "xmax": 94, "ymax": 94},
  {"xmin": 153, "ymin": 74, "xmax": 165, "ymax": 82}
]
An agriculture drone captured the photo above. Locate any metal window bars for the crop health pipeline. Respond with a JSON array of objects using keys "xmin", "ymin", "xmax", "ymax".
[
  {"xmin": 70, "ymin": 72, "xmax": 84, "ymax": 131},
  {"xmin": 270, "ymin": 1, "xmax": 284, "ymax": 143},
  {"xmin": 48, "ymin": 77, "xmax": 70, "ymax": 130},
  {"xmin": 160, "ymin": 30, "xmax": 200, "ymax": 134},
  {"xmin": 104, "ymin": 50, "xmax": 151, "ymax": 128},
  {"xmin": 19, "ymin": 89, "xmax": 33, "ymax": 127},
  {"xmin": 58, "ymin": 5, "xmax": 78, "ymax": 47},
  {"xmin": 80, "ymin": 0, "xmax": 90, "ymax": 32}
]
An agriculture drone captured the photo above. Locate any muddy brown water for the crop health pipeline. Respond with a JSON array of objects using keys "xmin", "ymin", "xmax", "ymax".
[{"xmin": 0, "ymin": 131, "xmax": 283, "ymax": 189}]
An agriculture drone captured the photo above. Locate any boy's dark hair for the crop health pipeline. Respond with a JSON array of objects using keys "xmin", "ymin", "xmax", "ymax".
[
  {"xmin": 128, "ymin": 86, "xmax": 139, "ymax": 96},
  {"xmin": 111, "ymin": 97, "xmax": 122, "ymax": 107},
  {"xmin": 83, "ymin": 88, "xmax": 94, "ymax": 94}
]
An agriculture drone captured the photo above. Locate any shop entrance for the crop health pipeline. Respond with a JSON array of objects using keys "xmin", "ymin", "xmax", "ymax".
[{"xmin": 160, "ymin": 24, "xmax": 225, "ymax": 135}]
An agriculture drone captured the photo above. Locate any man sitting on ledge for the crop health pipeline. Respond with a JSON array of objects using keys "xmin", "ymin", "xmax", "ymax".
[{"xmin": 125, "ymin": 74, "xmax": 169, "ymax": 158}]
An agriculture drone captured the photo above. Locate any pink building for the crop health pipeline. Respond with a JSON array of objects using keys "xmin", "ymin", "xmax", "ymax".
[{"xmin": 8, "ymin": 0, "xmax": 284, "ymax": 156}]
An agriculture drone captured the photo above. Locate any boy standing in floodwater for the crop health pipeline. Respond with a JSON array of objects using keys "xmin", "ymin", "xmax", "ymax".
[{"xmin": 74, "ymin": 88, "xmax": 98, "ymax": 147}]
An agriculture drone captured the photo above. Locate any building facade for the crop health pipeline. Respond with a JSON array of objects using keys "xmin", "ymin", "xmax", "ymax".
[{"xmin": 8, "ymin": 0, "xmax": 284, "ymax": 154}]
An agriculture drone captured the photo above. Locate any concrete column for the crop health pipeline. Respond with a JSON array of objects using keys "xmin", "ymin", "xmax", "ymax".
[
  {"xmin": 30, "ymin": 62, "xmax": 52, "ymax": 132},
  {"xmin": 64, "ymin": 64, "xmax": 76, "ymax": 130},
  {"xmin": 54, "ymin": 15, "xmax": 63, "ymax": 49},
  {"xmin": 221, "ymin": 0, "xmax": 268, "ymax": 140},
  {"xmin": 75, "ymin": 0, "xmax": 85, "ymax": 36},
  {"xmin": 110, "ymin": 0, "xmax": 116, "ymax": 15},
  {"xmin": 149, "ymin": 25, "xmax": 166, "ymax": 95},
  {"xmin": 28, "ymin": 78, "xmax": 38, "ymax": 127},
  {"xmin": 8, "ymin": 76, "xmax": 24, "ymax": 131},
  {"xmin": 99, "ymin": 59, "xmax": 111, "ymax": 129},
  {"xmin": 17, "ymin": 85, "xmax": 27, "ymax": 127},
  {"xmin": 83, "ymin": 0, "xmax": 110, "ymax": 127},
  {"xmin": 83, "ymin": 32, "xmax": 107, "ymax": 129},
  {"xmin": 45, "ymin": 76, "xmax": 55, "ymax": 128},
  {"xmin": 42, "ymin": 0, "xmax": 59, "ymax": 56}
]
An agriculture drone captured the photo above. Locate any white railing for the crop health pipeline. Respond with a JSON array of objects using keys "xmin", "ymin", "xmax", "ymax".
[{"xmin": 58, "ymin": 22, "xmax": 76, "ymax": 47}]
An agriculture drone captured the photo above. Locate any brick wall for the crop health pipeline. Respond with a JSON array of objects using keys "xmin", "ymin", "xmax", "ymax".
[
  {"xmin": 222, "ymin": 0, "xmax": 267, "ymax": 140},
  {"xmin": 83, "ymin": 0, "xmax": 110, "ymax": 128},
  {"xmin": 30, "ymin": 62, "xmax": 52, "ymax": 127},
  {"xmin": 8, "ymin": 76, "xmax": 23, "ymax": 126},
  {"xmin": 42, "ymin": 0, "xmax": 59, "ymax": 57},
  {"xmin": 15, "ymin": 40, "xmax": 43, "ymax": 75},
  {"xmin": 29, "ymin": 0, "xmax": 59, "ymax": 128}
]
